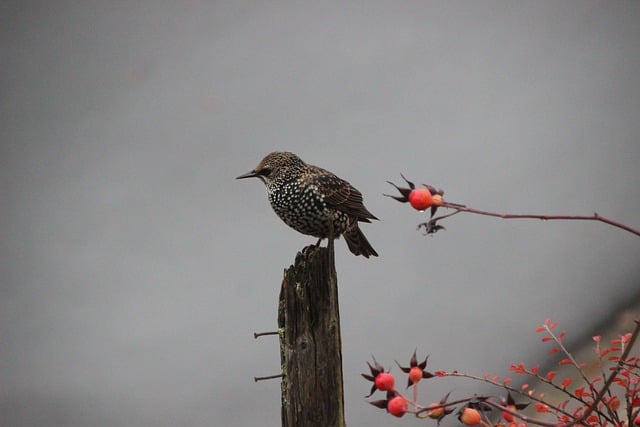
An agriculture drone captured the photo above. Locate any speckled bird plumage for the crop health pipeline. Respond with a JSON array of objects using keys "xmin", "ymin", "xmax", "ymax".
[{"xmin": 236, "ymin": 152, "xmax": 378, "ymax": 258}]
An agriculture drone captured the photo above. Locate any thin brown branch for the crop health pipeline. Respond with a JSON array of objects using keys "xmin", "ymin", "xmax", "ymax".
[
  {"xmin": 414, "ymin": 396, "xmax": 473, "ymax": 416},
  {"xmin": 442, "ymin": 371, "xmax": 576, "ymax": 420},
  {"xmin": 480, "ymin": 399, "xmax": 559, "ymax": 427},
  {"xmin": 541, "ymin": 324, "xmax": 594, "ymax": 395},
  {"xmin": 442, "ymin": 203, "xmax": 640, "ymax": 237}
]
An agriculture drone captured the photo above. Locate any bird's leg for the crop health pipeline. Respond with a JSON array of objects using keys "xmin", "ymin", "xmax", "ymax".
[{"xmin": 315, "ymin": 237, "xmax": 323, "ymax": 247}]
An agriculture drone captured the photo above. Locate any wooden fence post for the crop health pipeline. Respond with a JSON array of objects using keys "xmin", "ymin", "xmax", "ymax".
[{"xmin": 278, "ymin": 244, "xmax": 346, "ymax": 427}]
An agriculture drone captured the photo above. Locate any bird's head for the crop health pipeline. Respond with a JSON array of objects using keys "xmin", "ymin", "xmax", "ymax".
[{"xmin": 236, "ymin": 151, "xmax": 305, "ymax": 185}]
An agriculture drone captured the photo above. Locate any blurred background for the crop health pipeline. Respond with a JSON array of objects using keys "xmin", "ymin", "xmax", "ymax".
[{"xmin": 1, "ymin": 1, "xmax": 639, "ymax": 426}]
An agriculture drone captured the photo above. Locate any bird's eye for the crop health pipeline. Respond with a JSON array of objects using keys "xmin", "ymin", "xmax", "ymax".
[{"xmin": 259, "ymin": 167, "xmax": 273, "ymax": 177}]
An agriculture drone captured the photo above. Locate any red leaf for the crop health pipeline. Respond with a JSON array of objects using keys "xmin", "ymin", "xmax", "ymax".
[
  {"xmin": 621, "ymin": 332, "xmax": 632, "ymax": 343},
  {"xmin": 548, "ymin": 347, "xmax": 560, "ymax": 354},
  {"xmin": 530, "ymin": 365, "xmax": 539, "ymax": 375},
  {"xmin": 575, "ymin": 386, "xmax": 585, "ymax": 398},
  {"xmin": 435, "ymin": 370, "xmax": 447, "ymax": 377},
  {"xmin": 561, "ymin": 377, "xmax": 572, "ymax": 389},
  {"xmin": 559, "ymin": 358, "xmax": 572, "ymax": 365},
  {"xmin": 614, "ymin": 378, "xmax": 628, "ymax": 388},
  {"xmin": 509, "ymin": 363, "xmax": 525, "ymax": 374},
  {"xmin": 586, "ymin": 415, "xmax": 599, "ymax": 424},
  {"xmin": 535, "ymin": 326, "xmax": 545, "ymax": 333},
  {"xmin": 606, "ymin": 396, "xmax": 620, "ymax": 412},
  {"xmin": 592, "ymin": 335, "xmax": 601, "ymax": 343},
  {"xmin": 541, "ymin": 336, "xmax": 553, "ymax": 342},
  {"xmin": 534, "ymin": 403, "xmax": 549, "ymax": 413},
  {"xmin": 601, "ymin": 347, "xmax": 621, "ymax": 357},
  {"xmin": 503, "ymin": 377, "xmax": 512, "ymax": 384},
  {"xmin": 546, "ymin": 371, "xmax": 556, "ymax": 381}
]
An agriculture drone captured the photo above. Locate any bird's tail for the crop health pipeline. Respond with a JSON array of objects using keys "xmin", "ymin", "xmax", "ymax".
[{"xmin": 343, "ymin": 222, "xmax": 378, "ymax": 258}]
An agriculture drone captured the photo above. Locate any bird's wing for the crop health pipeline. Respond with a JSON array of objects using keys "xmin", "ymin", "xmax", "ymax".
[{"xmin": 307, "ymin": 166, "xmax": 378, "ymax": 221}]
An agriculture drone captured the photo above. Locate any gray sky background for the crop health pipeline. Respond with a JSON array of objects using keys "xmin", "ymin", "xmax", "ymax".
[{"xmin": 2, "ymin": 2, "xmax": 639, "ymax": 426}]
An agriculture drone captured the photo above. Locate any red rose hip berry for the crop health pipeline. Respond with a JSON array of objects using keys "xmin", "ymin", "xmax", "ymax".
[
  {"xmin": 502, "ymin": 405, "xmax": 516, "ymax": 422},
  {"xmin": 374, "ymin": 372, "xmax": 395, "ymax": 391},
  {"xmin": 408, "ymin": 188, "xmax": 433, "ymax": 211},
  {"xmin": 425, "ymin": 402, "xmax": 445, "ymax": 419},
  {"xmin": 459, "ymin": 407, "xmax": 482, "ymax": 426},
  {"xmin": 409, "ymin": 366, "xmax": 423, "ymax": 385},
  {"xmin": 387, "ymin": 395, "xmax": 408, "ymax": 417}
]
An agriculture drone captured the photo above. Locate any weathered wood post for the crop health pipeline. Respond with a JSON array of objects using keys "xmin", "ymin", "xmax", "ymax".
[{"xmin": 278, "ymin": 243, "xmax": 346, "ymax": 427}]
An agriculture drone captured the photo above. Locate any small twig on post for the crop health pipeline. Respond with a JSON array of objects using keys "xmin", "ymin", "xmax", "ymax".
[
  {"xmin": 254, "ymin": 373, "xmax": 285, "ymax": 382},
  {"xmin": 254, "ymin": 331, "xmax": 279, "ymax": 339}
]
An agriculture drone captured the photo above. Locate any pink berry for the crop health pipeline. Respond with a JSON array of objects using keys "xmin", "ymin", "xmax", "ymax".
[
  {"xmin": 409, "ymin": 366, "xmax": 423, "ymax": 385},
  {"xmin": 408, "ymin": 188, "xmax": 433, "ymax": 211},
  {"xmin": 374, "ymin": 372, "xmax": 395, "ymax": 391},
  {"xmin": 459, "ymin": 407, "xmax": 482, "ymax": 426},
  {"xmin": 387, "ymin": 395, "xmax": 408, "ymax": 417}
]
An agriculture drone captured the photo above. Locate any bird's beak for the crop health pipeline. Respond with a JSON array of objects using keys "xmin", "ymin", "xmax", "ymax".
[{"xmin": 236, "ymin": 170, "xmax": 258, "ymax": 179}]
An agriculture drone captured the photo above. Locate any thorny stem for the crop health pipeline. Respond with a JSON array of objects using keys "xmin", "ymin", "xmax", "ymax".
[{"xmin": 440, "ymin": 203, "xmax": 640, "ymax": 237}]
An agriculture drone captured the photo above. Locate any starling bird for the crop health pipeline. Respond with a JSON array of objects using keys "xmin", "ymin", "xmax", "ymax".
[{"xmin": 236, "ymin": 152, "xmax": 378, "ymax": 258}]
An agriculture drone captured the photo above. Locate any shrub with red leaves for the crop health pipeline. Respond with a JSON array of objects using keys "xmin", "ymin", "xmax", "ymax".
[{"xmin": 364, "ymin": 319, "xmax": 640, "ymax": 427}]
